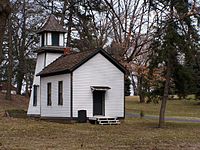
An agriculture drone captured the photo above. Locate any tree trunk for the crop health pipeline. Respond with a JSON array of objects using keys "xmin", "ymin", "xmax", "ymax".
[
  {"xmin": 61, "ymin": 0, "xmax": 67, "ymax": 26},
  {"xmin": 131, "ymin": 74, "xmax": 137, "ymax": 95},
  {"xmin": 16, "ymin": 73, "xmax": 24, "ymax": 94},
  {"xmin": 16, "ymin": 0, "xmax": 26, "ymax": 94},
  {"xmin": 158, "ymin": 61, "xmax": 171, "ymax": 128},
  {"xmin": 158, "ymin": 0, "xmax": 173, "ymax": 128},
  {"xmin": 138, "ymin": 76, "xmax": 145, "ymax": 103},
  {"xmin": 6, "ymin": 15, "xmax": 12, "ymax": 100},
  {"xmin": 0, "ymin": 0, "xmax": 11, "ymax": 64},
  {"xmin": 66, "ymin": 0, "xmax": 73, "ymax": 47},
  {"xmin": 25, "ymin": 74, "xmax": 29, "ymax": 97},
  {"xmin": 139, "ymin": 93, "xmax": 145, "ymax": 103}
]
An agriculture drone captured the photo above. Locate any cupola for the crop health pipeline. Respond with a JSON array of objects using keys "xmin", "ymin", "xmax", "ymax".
[{"xmin": 37, "ymin": 14, "xmax": 66, "ymax": 47}]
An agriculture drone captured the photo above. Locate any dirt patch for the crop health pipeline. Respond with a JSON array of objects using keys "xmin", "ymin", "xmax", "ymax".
[{"xmin": 0, "ymin": 92, "xmax": 29, "ymax": 116}]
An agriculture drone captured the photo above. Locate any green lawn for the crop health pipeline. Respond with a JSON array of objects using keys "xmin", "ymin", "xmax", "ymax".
[
  {"xmin": 126, "ymin": 96, "xmax": 200, "ymax": 118},
  {"xmin": 1, "ymin": 94, "xmax": 200, "ymax": 149}
]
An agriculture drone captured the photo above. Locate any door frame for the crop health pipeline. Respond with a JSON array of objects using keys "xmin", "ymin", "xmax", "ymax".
[{"xmin": 93, "ymin": 91, "xmax": 105, "ymax": 116}]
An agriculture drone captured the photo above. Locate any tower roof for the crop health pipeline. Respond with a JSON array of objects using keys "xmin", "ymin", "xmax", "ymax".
[{"xmin": 37, "ymin": 14, "xmax": 66, "ymax": 34}]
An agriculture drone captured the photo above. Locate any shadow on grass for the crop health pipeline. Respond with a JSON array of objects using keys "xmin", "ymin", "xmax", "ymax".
[{"xmin": 4, "ymin": 109, "xmax": 77, "ymax": 124}]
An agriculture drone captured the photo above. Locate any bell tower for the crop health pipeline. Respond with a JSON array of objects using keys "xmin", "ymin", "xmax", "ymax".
[
  {"xmin": 37, "ymin": 14, "xmax": 66, "ymax": 48},
  {"xmin": 27, "ymin": 15, "xmax": 66, "ymax": 116}
]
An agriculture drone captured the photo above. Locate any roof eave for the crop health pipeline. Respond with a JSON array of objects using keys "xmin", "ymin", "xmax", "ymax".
[
  {"xmin": 37, "ymin": 69, "xmax": 70, "ymax": 77},
  {"xmin": 37, "ymin": 30, "xmax": 67, "ymax": 34}
]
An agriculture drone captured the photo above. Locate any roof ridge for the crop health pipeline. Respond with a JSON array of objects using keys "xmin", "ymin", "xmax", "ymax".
[{"xmin": 62, "ymin": 49, "xmax": 98, "ymax": 57}]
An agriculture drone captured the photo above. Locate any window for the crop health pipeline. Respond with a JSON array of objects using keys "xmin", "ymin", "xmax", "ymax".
[
  {"xmin": 58, "ymin": 81, "xmax": 63, "ymax": 105},
  {"xmin": 47, "ymin": 82, "xmax": 52, "ymax": 106},
  {"xmin": 52, "ymin": 32, "xmax": 59, "ymax": 46},
  {"xmin": 33, "ymin": 85, "xmax": 37, "ymax": 106},
  {"xmin": 41, "ymin": 34, "xmax": 45, "ymax": 46}
]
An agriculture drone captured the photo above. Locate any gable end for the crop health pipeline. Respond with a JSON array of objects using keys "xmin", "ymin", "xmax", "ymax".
[{"xmin": 70, "ymin": 48, "xmax": 126, "ymax": 74}]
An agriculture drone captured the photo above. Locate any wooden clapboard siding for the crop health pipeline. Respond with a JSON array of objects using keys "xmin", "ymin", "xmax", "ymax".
[
  {"xmin": 27, "ymin": 53, "xmax": 45, "ymax": 115},
  {"xmin": 27, "ymin": 52, "xmax": 62, "ymax": 116},
  {"xmin": 47, "ymin": 32, "xmax": 51, "ymax": 46},
  {"xmin": 45, "ymin": 53, "xmax": 61, "ymax": 66},
  {"xmin": 59, "ymin": 33, "xmax": 64, "ymax": 46},
  {"xmin": 40, "ymin": 74, "xmax": 71, "ymax": 117},
  {"xmin": 73, "ymin": 53, "xmax": 124, "ymax": 118}
]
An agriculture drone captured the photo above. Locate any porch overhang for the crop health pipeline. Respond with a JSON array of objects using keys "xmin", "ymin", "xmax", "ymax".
[{"xmin": 90, "ymin": 86, "xmax": 111, "ymax": 92}]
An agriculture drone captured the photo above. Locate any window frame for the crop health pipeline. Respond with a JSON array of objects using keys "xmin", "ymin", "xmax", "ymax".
[
  {"xmin": 58, "ymin": 81, "xmax": 63, "ymax": 105},
  {"xmin": 41, "ymin": 34, "xmax": 45, "ymax": 47},
  {"xmin": 33, "ymin": 85, "xmax": 38, "ymax": 106},
  {"xmin": 52, "ymin": 32, "xmax": 59, "ymax": 46},
  {"xmin": 47, "ymin": 82, "xmax": 52, "ymax": 106}
]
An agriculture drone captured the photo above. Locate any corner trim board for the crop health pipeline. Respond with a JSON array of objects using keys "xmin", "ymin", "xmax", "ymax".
[
  {"xmin": 124, "ymin": 74, "xmax": 125, "ymax": 119},
  {"xmin": 70, "ymin": 72, "xmax": 73, "ymax": 118},
  {"xmin": 44, "ymin": 52, "xmax": 47, "ymax": 67},
  {"xmin": 40, "ymin": 77, "xmax": 41, "ymax": 115}
]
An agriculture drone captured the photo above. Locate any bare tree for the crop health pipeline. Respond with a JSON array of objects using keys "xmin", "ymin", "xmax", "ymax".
[
  {"xmin": 0, "ymin": 0, "xmax": 11, "ymax": 64},
  {"xmin": 104, "ymin": 0, "xmax": 155, "ymax": 102},
  {"xmin": 5, "ymin": 15, "xmax": 13, "ymax": 100},
  {"xmin": 16, "ymin": 0, "xmax": 26, "ymax": 94}
]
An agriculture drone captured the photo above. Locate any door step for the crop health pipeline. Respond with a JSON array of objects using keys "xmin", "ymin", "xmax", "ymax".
[{"xmin": 89, "ymin": 116, "xmax": 120, "ymax": 125}]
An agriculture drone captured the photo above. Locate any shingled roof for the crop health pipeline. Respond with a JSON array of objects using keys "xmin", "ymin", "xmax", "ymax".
[
  {"xmin": 37, "ymin": 48, "xmax": 126, "ymax": 77},
  {"xmin": 37, "ymin": 14, "xmax": 66, "ymax": 34},
  {"xmin": 35, "ymin": 46, "xmax": 65, "ymax": 54}
]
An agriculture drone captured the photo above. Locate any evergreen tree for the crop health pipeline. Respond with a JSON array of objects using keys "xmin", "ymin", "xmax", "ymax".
[
  {"xmin": 148, "ymin": 0, "xmax": 200, "ymax": 127},
  {"xmin": 173, "ymin": 64, "xmax": 196, "ymax": 99}
]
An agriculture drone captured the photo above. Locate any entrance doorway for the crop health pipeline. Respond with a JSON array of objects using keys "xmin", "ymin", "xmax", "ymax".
[{"xmin": 93, "ymin": 91, "xmax": 105, "ymax": 116}]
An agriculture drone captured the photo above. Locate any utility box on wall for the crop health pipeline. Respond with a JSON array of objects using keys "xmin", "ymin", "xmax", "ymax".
[{"xmin": 78, "ymin": 110, "xmax": 87, "ymax": 123}]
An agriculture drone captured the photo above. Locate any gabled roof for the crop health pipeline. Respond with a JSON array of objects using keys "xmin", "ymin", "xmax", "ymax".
[
  {"xmin": 37, "ymin": 14, "xmax": 66, "ymax": 34},
  {"xmin": 37, "ymin": 48, "xmax": 126, "ymax": 77}
]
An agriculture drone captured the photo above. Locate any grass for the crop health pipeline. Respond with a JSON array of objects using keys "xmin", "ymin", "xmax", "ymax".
[
  {"xmin": 1, "ymin": 94, "xmax": 200, "ymax": 149},
  {"xmin": 126, "ymin": 96, "xmax": 200, "ymax": 118}
]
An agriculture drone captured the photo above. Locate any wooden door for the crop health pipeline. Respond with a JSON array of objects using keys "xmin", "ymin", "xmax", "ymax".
[{"xmin": 93, "ymin": 91, "xmax": 105, "ymax": 116}]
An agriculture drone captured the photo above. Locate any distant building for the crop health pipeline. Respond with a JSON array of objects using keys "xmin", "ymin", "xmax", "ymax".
[{"xmin": 0, "ymin": 82, "xmax": 17, "ymax": 95}]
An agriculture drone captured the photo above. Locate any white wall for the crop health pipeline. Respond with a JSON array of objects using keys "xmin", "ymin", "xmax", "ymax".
[
  {"xmin": 40, "ymin": 74, "xmax": 71, "ymax": 117},
  {"xmin": 59, "ymin": 34, "xmax": 64, "ymax": 46},
  {"xmin": 27, "ymin": 53, "xmax": 45, "ymax": 115},
  {"xmin": 46, "ymin": 53, "xmax": 61, "ymax": 66},
  {"xmin": 40, "ymin": 35, "xmax": 42, "ymax": 47},
  {"xmin": 47, "ymin": 33, "xmax": 51, "ymax": 45},
  {"xmin": 27, "ymin": 52, "xmax": 63, "ymax": 116},
  {"xmin": 73, "ymin": 53, "xmax": 124, "ymax": 118},
  {"xmin": 44, "ymin": 33, "xmax": 47, "ymax": 46}
]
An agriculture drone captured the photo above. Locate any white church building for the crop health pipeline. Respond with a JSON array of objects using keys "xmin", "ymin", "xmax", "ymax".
[{"xmin": 27, "ymin": 15, "xmax": 126, "ymax": 122}]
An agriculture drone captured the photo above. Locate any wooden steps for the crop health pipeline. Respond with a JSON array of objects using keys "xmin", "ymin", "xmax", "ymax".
[{"xmin": 89, "ymin": 116, "xmax": 120, "ymax": 125}]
